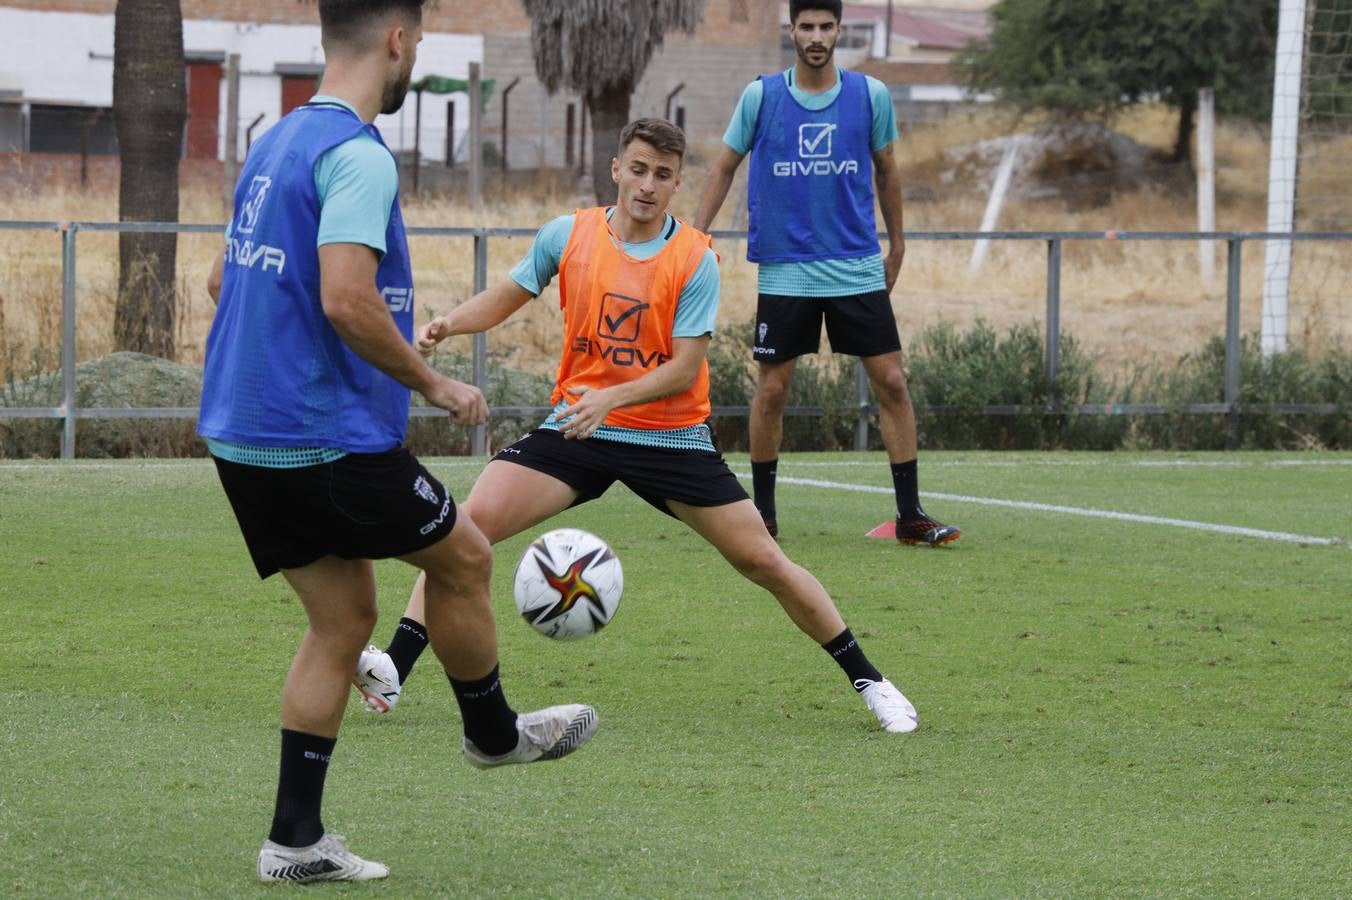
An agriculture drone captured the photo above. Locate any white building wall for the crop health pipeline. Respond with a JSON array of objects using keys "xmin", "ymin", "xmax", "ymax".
[{"xmin": 0, "ymin": 8, "xmax": 481, "ymax": 162}]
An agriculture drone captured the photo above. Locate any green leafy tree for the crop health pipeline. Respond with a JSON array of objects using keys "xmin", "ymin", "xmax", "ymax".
[
  {"xmin": 520, "ymin": 0, "xmax": 704, "ymax": 204},
  {"xmin": 959, "ymin": 0, "xmax": 1279, "ymax": 162}
]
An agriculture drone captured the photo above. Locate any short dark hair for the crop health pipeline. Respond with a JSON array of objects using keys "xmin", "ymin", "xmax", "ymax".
[
  {"xmin": 319, "ymin": 0, "xmax": 426, "ymax": 48},
  {"xmin": 618, "ymin": 118, "xmax": 686, "ymax": 164},
  {"xmin": 789, "ymin": 0, "xmax": 842, "ymax": 24}
]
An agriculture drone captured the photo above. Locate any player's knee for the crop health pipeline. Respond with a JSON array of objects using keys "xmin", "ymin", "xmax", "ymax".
[
  {"xmin": 349, "ymin": 603, "xmax": 379, "ymax": 640},
  {"xmin": 872, "ymin": 369, "xmax": 910, "ymax": 407},
  {"xmin": 753, "ymin": 378, "xmax": 791, "ymax": 411},
  {"xmin": 423, "ymin": 525, "xmax": 492, "ymax": 591},
  {"xmin": 733, "ymin": 541, "xmax": 793, "ymax": 589},
  {"xmin": 459, "ymin": 500, "xmax": 507, "ymax": 544},
  {"xmin": 314, "ymin": 600, "xmax": 378, "ymax": 651}
]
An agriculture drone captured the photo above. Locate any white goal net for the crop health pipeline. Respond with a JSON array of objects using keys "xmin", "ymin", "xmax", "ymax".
[{"xmin": 1263, "ymin": 0, "xmax": 1352, "ymax": 356}]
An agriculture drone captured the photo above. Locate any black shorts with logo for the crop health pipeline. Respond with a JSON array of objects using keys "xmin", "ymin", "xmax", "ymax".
[
  {"xmin": 494, "ymin": 428, "xmax": 749, "ymax": 517},
  {"xmin": 212, "ymin": 446, "xmax": 457, "ymax": 579},
  {"xmin": 753, "ymin": 290, "xmax": 902, "ymax": 361}
]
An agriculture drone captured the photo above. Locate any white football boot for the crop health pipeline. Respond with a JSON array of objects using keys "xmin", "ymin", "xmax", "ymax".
[
  {"xmin": 352, "ymin": 645, "xmax": 401, "ymax": 713},
  {"xmin": 857, "ymin": 678, "xmax": 919, "ymax": 733},
  {"xmin": 257, "ymin": 833, "xmax": 388, "ymax": 883},
  {"xmin": 463, "ymin": 704, "xmax": 599, "ymax": 768}
]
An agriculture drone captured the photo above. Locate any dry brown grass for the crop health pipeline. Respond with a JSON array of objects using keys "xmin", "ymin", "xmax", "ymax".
[{"xmin": 1, "ymin": 103, "xmax": 1348, "ymax": 382}]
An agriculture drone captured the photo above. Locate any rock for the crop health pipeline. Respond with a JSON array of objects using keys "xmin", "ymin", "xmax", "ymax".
[
  {"xmin": 941, "ymin": 122, "xmax": 1156, "ymax": 209},
  {"xmin": 0, "ymin": 352, "xmax": 203, "ymax": 457}
]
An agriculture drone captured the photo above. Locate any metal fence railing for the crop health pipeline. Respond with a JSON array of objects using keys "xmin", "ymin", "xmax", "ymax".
[{"xmin": 0, "ymin": 220, "xmax": 1348, "ymax": 458}]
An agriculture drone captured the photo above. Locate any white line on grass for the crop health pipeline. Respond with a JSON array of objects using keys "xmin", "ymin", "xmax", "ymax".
[
  {"xmin": 739, "ymin": 473, "xmax": 1346, "ymax": 547},
  {"xmin": 741, "ymin": 458, "xmax": 1352, "ymax": 469}
]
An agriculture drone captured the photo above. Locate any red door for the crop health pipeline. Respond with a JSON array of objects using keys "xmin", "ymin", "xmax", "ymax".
[
  {"xmin": 185, "ymin": 61, "xmax": 221, "ymax": 159},
  {"xmin": 281, "ymin": 75, "xmax": 317, "ymax": 116}
]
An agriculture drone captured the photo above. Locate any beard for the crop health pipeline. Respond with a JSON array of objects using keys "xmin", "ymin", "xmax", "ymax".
[
  {"xmin": 380, "ymin": 67, "xmax": 413, "ymax": 115},
  {"xmin": 795, "ymin": 40, "xmax": 834, "ymax": 70}
]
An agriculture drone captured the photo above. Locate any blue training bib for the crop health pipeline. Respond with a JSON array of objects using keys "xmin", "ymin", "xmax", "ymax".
[
  {"xmin": 199, "ymin": 103, "xmax": 415, "ymax": 452},
  {"xmin": 746, "ymin": 70, "xmax": 879, "ymax": 264}
]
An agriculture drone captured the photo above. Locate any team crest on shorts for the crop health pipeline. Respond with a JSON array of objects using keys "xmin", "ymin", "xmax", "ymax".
[
  {"xmin": 758, "ymin": 322, "xmax": 769, "ymax": 343},
  {"xmin": 412, "ymin": 475, "xmax": 439, "ymax": 505}
]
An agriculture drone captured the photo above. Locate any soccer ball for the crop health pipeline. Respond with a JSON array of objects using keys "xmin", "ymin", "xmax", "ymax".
[{"xmin": 512, "ymin": 528, "xmax": 623, "ymax": 641}]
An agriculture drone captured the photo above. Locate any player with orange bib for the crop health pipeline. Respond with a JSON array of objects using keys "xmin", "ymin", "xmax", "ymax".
[{"xmin": 353, "ymin": 118, "xmax": 921, "ymax": 733}]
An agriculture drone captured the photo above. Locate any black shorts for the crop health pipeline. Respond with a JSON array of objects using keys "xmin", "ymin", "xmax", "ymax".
[
  {"xmin": 753, "ymin": 290, "xmax": 902, "ymax": 361},
  {"xmin": 494, "ymin": 429, "xmax": 749, "ymax": 517},
  {"xmin": 212, "ymin": 447, "xmax": 458, "ymax": 579}
]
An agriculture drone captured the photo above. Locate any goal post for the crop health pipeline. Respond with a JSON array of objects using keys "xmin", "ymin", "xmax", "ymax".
[{"xmin": 1262, "ymin": 0, "xmax": 1306, "ymax": 355}]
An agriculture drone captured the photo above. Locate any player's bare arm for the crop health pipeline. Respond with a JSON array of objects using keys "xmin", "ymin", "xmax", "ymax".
[
  {"xmin": 872, "ymin": 141, "xmax": 906, "ymax": 293},
  {"xmin": 692, "ymin": 144, "xmax": 746, "ymax": 233},
  {"xmin": 206, "ymin": 247, "xmax": 225, "ymax": 305},
  {"xmin": 416, "ymin": 276, "xmax": 535, "ymax": 354},
  {"xmin": 319, "ymin": 242, "xmax": 488, "ymax": 425},
  {"xmin": 558, "ymin": 335, "xmax": 711, "ymax": 440}
]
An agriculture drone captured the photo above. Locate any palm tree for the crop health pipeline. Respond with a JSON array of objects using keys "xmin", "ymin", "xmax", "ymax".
[
  {"xmin": 521, "ymin": 0, "xmax": 705, "ymax": 204},
  {"xmin": 113, "ymin": 0, "xmax": 186, "ymax": 358}
]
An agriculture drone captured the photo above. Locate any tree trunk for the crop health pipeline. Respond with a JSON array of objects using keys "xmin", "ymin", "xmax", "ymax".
[
  {"xmin": 587, "ymin": 81, "xmax": 632, "ymax": 206},
  {"xmin": 113, "ymin": 0, "xmax": 186, "ymax": 358},
  {"xmin": 1172, "ymin": 92, "xmax": 1197, "ymax": 165}
]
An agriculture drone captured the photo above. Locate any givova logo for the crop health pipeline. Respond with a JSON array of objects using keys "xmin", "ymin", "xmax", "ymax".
[
  {"xmin": 226, "ymin": 174, "xmax": 287, "ymax": 275},
  {"xmin": 597, "ymin": 293, "xmax": 648, "ymax": 343},
  {"xmin": 382, "ymin": 286, "xmax": 414, "ymax": 313},
  {"xmin": 772, "ymin": 122, "xmax": 859, "ymax": 177},
  {"xmin": 236, "ymin": 176, "xmax": 272, "ymax": 235},
  {"xmin": 798, "ymin": 123, "xmax": 836, "ymax": 158}
]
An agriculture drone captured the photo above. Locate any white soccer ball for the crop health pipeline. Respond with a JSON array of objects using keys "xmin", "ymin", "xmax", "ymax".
[{"xmin": 512, "ymin": 528, "xmax": 623, "ymax": 641}]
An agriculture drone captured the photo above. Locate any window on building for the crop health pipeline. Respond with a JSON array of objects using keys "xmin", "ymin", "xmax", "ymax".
[
  {"xmin": 0, "ymin": 102, "xmax": 25, "ymax": 153},
  {"xmin": 29, "ymin": 105, "xmax": 117, "ymax": 155}
]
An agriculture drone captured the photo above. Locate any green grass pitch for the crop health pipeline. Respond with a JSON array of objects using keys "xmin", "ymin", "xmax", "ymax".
[{"xmin": 1, "ymin": 451, "xmax": 1350, "ymax": 897}]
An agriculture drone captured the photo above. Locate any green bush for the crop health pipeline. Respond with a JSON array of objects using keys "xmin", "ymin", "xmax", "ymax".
[
  {"xmin": 2, "ymin": 326, "xmax": 1346, "ymax": 458},
  {"xmin": 1131, "ymin": 336, "xmax": 1352, "ymax": 450},
  {"xmin": 906, "ymin": 319, "xmax": 1129, "ymax": 450}
]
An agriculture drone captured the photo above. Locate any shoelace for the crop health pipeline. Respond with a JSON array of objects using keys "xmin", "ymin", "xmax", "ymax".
[{"xmin": 318, "ymin": 835, "xmax": 360, "ymax": 866}]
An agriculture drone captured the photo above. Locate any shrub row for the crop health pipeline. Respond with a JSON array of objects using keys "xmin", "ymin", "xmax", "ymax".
[
  {"xmin": 705, "ymin": 317, "xmax": 1350, "ymax": 452},
  {"xmin": 1, "ymin": 322, "xmax": 1347, "ymax": 457}
]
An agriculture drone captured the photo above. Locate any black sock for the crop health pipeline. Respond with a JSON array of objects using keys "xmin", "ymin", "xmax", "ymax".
[
  {"xmin": 268, "ymin": 729, "xmax": 336, "ymax": 848},
  {"xmin": 449, "ymin": 665, "xmax": 518, "ymax": 756},
  {"xmin": 385, "ymin": 617, "xmax": 429, "ymax": 685},
  {"xmin": 822, "ymin": 628, "xmax": 883, "ymax": 690},
  {"xmin": 891, "ymin": 459, "xmax": 922, "ymax": 520},
  {"xmin": 751, "ymin": 458, "xmax": 778, "ymax": 523}
]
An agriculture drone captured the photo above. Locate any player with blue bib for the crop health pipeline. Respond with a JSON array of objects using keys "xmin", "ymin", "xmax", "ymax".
[
  {"xmin": 694, "ymin": 0, "xmax": 960, "ymax": 548},
  {"xmin": 200, "ymin": 0, "xmax": 597, "ymax": 883}
]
